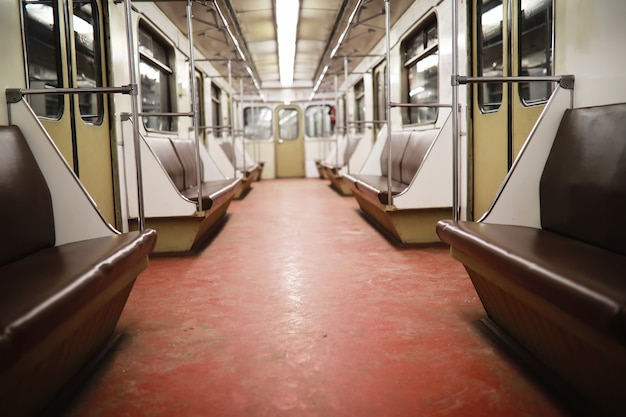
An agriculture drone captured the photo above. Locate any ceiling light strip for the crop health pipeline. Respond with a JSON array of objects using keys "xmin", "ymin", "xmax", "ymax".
[
  {"xmin": 331, "ymin": 0, "xmax": 365, "ymax": 58},
  {"xmin": 276, "ymin": 0, "xmax": 300, "ymax": 87}
]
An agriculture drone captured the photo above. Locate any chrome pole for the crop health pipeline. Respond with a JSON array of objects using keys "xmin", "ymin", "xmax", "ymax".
[
  {"xmin": 451, "ymin": 0, "xmax": 460, "ymax": 221},
  {"xmin": 240, "ymin": 78, "xmax": 246, "ymax": 174},
  {"xmin": 124, "ymin": 0, "xmax": 145, "ymax": 231},
  {"xmin": 186, "ymin": 0, "xmax": 203, "ymax": 211},
  {"xmin": 228, "ymin": 59, "xmax": 236, "ymax": 178},
  {"xmin": 344, "ymin": 55, "xmax": 351, "ymax": 177},
  {"xmin": 334, "ymin": 74, "xmax": 340, "ymax": 171},
  {"xmin": 384, "ymin": 0, "xmax": 392, "ymax": 207}
]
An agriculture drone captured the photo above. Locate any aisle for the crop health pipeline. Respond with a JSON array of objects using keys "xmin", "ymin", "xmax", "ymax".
[{"xmin": 64, "ymin": 178, "xmax": 571, "ymax": 417}]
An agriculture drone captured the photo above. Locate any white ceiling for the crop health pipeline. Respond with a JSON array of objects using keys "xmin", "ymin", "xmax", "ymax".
[{"xmin": 156, "ymin": 0, "xmax": 414, "ymax": 99}]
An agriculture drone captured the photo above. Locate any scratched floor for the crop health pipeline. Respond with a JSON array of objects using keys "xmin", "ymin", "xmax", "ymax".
[{"xmin": 63, "ymin": 178, "xmax": 575, "ymax": 417}]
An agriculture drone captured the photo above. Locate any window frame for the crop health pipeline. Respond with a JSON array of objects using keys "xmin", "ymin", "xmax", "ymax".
[
  {"xmin": 243, "ymin": 105, "xmax": 273, "ymax": 141},
  {"xmin": 138, "ymin": 22, "xmax": 176, "ymax": 132},
  {"xmin": 402, "ymin": 14, "xmax": 439, "ymax": 125},
  {"xmin": 353, "ymin": 78, "xmax": 365, "ymax": 134},
  {"xmin": 304, "ymin": 104, "xmax": 333, "ymax": 139}
]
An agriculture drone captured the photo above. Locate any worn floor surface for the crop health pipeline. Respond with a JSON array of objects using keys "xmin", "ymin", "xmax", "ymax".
[{"xmin": 63, "ymin": 178, "xmax": 575, "ymax": 417}]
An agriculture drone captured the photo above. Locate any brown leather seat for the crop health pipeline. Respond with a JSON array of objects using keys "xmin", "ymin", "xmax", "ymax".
[
  {"xmin": 0, "ymin": 125, "xmax": 157, "ymax": 417},
  {"xmin": 436, "ymin": 103, "xmax": 626, "ymax": 417},
  {"xmin": 146, "ymin": 137, "xmax": 239, "ymax": 209},
  {"xmin": 344, "ymin": 130, "xmax": 437, "ymax": 205}
]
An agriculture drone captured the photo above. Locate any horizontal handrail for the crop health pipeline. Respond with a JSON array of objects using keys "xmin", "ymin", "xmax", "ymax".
[
  {"xmin": 6, "ymin": 85, "xmax": 134, "ymax": 103},
  {"xmin": 454, "ymin": 74, "xmax": 575, "ymax": 89},
  {"xmin": 390, "ymin": 102, "xmax": 452, "ymax": 108},
  {"xmin": 120, "ymin": 111, "xmax": 194, "ymax": 121},
  {"xmin": 347, "ymin": 120, "xmax": 386, "ymax": 125},
  {"xmin": 137, "ymin": 112, "xmax": 194, "ymax": 117}
]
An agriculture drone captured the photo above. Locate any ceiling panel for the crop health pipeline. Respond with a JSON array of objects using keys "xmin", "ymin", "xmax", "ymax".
[{"xmin": 155, "ymin": 0, "xmax": 418, "ymax": 99}]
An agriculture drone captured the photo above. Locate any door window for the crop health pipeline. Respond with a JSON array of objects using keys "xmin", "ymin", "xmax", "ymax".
[
  {"xmin": 278, "ymin": 108, "xmax": 298, "ymax": 140},
  {"xmin": 478, "ymin": 0, "xmax": 504, "ymax": 112},
  {"xmin": 73, "ymin": 0, "xmax": 104, "ymax": 124},
  {"xmin": 519, "ymin": 0, "xmax": 553, "ymax": 105},
  {"xmin": 23, "ymin": 0, "xmax": 63, "ymax": 119}
]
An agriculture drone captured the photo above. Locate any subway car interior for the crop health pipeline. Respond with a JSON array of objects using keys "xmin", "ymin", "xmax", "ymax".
[{"xmin": 1, "ymin": 0, "xmax": 626, "ymax": 416}]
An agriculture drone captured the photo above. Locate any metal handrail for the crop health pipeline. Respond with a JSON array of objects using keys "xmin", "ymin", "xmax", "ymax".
[
  {"xmin": 6, "ymin": 85, "xmax": 133, "ymax": 103},
  {"xmin": 455, "ymin": 75, "xmax": 574, "ymax": 88},
  {"xmin": 389, "ymin": 103, "xmax": 453, "ymax": 108}
]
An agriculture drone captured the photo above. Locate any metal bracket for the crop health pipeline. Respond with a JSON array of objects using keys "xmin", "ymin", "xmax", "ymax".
[
  {"xmin": 6, "ymin": 89, "xmax": 24, "ymax": 104},
  {"xmin": 559, "ymin": 75, "xmax": 575, "ymax": 90}
]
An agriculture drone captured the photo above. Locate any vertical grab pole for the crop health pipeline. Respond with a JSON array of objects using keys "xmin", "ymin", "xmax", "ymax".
[
  {"xmin": 384, "ymin": 0, "xmax": 392, "ymax": 207},
  {"xmin": 451, "ymin": 0, "xmax": 461, "ymax": 221},
  {"xmin": 240, "ymin": 78, "xmax": 246, "ymax": 175},
  {"xmin": 334, "ymin": 74, "xmax": 340, "ymax": 172},
  {"xmin": 186, "ymin": 0, "xmax": 203, "ymax": 211},
  {"xmin": 343, "ymin": 56, "xmax": 351, "ymax": 176},
  {"xmin": 228, "ymin": 59, "xmax": 236, "ymax": 178},
  {"xmin": 124, "ymin": 0, "xmax": 145, "ymax": 231}
]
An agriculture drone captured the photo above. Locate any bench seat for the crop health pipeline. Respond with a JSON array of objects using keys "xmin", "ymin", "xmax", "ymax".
[
  {"xmin": 436, "ymin": 103, "xmax": 626, "ymax": 416},
  {"xmin": 0, "ymin": 125, "xmax": 157, "ymax": 417},
  {"xmin": 319, "ymin": 135, "xmax": 361, "ymax": 195},
  {"xmin": 343, "ymin": 129, "xmax": 446, "ymax": 244},
  {"xmin": 437, "ymin": 221, "xmax": 626, "ymax": 343},
  {"xmin": 144, "ymin": 136, "xmax": 239, "ymax": 252},
  {"xmin": 219, "ymin": 140, "xmax": 262, "ymax": 197}
]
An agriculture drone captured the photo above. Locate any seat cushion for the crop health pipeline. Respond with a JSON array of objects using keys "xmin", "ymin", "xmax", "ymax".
[
  {"xmin": 436, "ymin": 220, "xmax": 626, "ymax": 344},
  {"xmin": 0, "ymin": 229, "xmax": 157, "ymax": 371},
  {"xmin": 180, "ymin": 179, "xmax": 240, "ymax": 211},
  {"xmin": 349, "ymin": 174, "xmax": 406, "ymax": 205}
]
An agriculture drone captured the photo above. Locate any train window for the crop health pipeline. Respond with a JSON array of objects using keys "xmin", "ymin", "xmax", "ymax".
[
  {"xmin": 195, "ymin": 71, "xmax": 205, "ymax": 141},
  {"xmin": 519, "ymin": 0, "xmax": 553, "ymax": 105},
  {"xmin": 244, "ymin": 106, "xmax": 273, "ymax": 140},
  {"xmin": 138, "ymin": 24, "xmax": 175, "ymax": 132},
  {"xmin": 478, "ymin": 0, "xmax": 504, "ymax": 112},
  {"xmin": 73, "ymin": 0, "xmax": 104, "ymax": 125},
  {"xmin": 354, "ymin": 79, "xmax": 365, "ymax": 133},
  {"xmin": 23, "ymin": 0, "xmax": 63, "ymax": 119},
  {"xmin": 304, "ymin": 105, "xmax": 333, "ymax": 138},
  {"xmin": 403, "ymin": 17, "xmax": 439, "ymax": 124},
  {"xmin": 278, "ymin": 108, "xmax": 299, "ymax": 140},
  {"xmin": 210, "ymin": 82, "xmax": 222, "ymax": 138},
  {"xmin": 373, "ymin": 61, "xmax": 387, "ymax": 133}
]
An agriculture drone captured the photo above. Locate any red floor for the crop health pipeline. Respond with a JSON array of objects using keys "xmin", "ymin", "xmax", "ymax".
[{"xmin": 64, "ymin": 178, "xmax": 573, "ymax": 417}]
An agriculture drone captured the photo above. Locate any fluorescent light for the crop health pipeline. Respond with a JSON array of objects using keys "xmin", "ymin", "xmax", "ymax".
[
  {"xmin": 310, "ymin": 64, "xmax": 329, "ymax": 100},
  {"xmin": 331, "ymin": 0, "xmax": 364, "ymax": 58},
  {"xmin": 276, "ymin": 0, "xmax": 300, "ymax": 87}
]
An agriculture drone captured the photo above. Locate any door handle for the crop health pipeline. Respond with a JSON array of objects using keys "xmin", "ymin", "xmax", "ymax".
[{"xmin": 277, "ymin": 139, "xmax": 284, "ymax": 144}]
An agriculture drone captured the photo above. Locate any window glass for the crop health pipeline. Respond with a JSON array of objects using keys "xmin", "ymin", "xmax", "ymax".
[
  {"xmin": 244, "ymin": 106, "xmax": 273, "ymax": 140},
  {"xmin": 354, "ymin": 79, "xmax": 365, "ymax": 133},
  {"xmin": 478, "ymin": 0, "xmax": 504, "ymax": 112},
  {"xmin": 73, "ymin": 0, "xmax": 103, "ymax": 124},
  {"xmin": 23, "ymin": 0, "xmax": 63, "ymax": 119},
  {"xmin": 305, "ymin": 105, "xmax": 333, "ymax": 138},
  {"xmin": 373, "ymin": 62, "xmax": 387, "ymax": 133},
  {"xmin": 139, "ymin": 25, "xmax": 175, "ymax": 131},
  {"xmin": 519, "ymin": 0, "xmax": 553, "ymax": 105},
  {"xmin": 210, "ymin": 83, "xmax": 222, "ymax": 138},
  {"xmin": 278, "ymin": 108, "xmax": 298, "ymax": 140},
  {"xmin": 403, "ymin": 17, "xmax": 438, "ymax": 124},
  {"xmin": 195, "ymin": 71, "xmax": 205, "ymax": 141}
]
